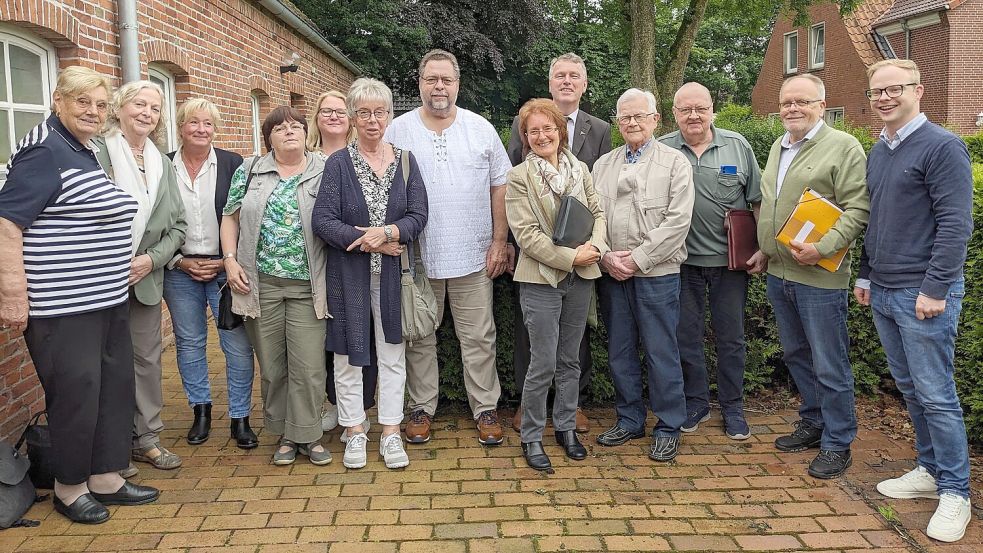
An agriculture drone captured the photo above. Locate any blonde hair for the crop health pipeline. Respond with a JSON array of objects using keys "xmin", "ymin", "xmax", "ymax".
[
  {"xmin": 175, "ymin": 98, "xmax": 221, "ymax": 146},
  {"xmin": 51, "ymin": 66, "xmax": 112, "ymax": 112},
  {"xmin": 103, "ymin": 80, "xmax": 168, "ymax": 146},
  {"xmin": 306, "ymin": 90, "xmax": 355, "ymax": 151},
  {"xmin": 867, "ymin": 59, "xmax": 920, "ymax": 83}
]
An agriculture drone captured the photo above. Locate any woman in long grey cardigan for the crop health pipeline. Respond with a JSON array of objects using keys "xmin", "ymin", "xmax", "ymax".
[
  {"xmin": 312, "ymin": 77, "xmax": 428, "ymax": 470},
  {"xmin": 95, "ymin": 80, "xmax": 187, "ymax": 475}
]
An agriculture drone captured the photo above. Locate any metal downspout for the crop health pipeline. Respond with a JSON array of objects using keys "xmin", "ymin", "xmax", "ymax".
[{"xmin": 119, "ymin": 0, "xmax": 140, "ymax": 83}]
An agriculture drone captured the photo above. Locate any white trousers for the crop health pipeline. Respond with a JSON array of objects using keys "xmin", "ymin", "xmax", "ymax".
[{"xmin": 334, "ymin": 273, "xmax": 407, "ymax": 426}]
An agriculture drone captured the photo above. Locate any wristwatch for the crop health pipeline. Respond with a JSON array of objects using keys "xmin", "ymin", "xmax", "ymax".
[{"xmin": 384, "ymin": 225, "xmax": 393, "ymax": 243}]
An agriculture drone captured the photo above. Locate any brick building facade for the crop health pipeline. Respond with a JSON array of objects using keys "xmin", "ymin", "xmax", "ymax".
[
  {"xmin": 751, "ymin": 0, "xmax": 983, "ymax": 135},
  {"xmin": 0, "ymin": 0, "xmax": 357, "ymax": 442}
]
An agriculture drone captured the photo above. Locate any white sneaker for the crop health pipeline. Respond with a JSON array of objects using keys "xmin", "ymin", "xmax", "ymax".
[
  {"xmin": 876, "ymin": 466, "xmax": 939, "ymax": 499},
  {"xmin": 340, "ymin": 420, "xmax": 370, "ymax": 443},
  {"xmin": 343, "ymin": 432, "xmax": 368, "ymax": 469},
  {"xmin": 320, "ymin": 405, "xmax": 339, "ymax": 432},
  {"xmin": 926, "ymin": 493, "xmax": 971, "ymax": 542},
  {"xmin": 380, "ymin": 433, "xmax": 410, "ymax": 469}
]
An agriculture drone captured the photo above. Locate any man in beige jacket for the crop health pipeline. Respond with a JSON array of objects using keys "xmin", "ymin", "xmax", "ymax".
[{"xmin": 592, "ymin": 88, "xmax": 695, "ymax": 461}]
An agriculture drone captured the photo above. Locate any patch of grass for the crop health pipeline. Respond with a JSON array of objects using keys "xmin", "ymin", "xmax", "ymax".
[{"xmin": 878, "ymin": 504, "xmax": 900, "ymax": 524}]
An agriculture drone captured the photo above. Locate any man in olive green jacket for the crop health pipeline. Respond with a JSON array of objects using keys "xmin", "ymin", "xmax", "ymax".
[{"xmin": 748, "ymin": 74, "xmax": 869, "ymax": 480}]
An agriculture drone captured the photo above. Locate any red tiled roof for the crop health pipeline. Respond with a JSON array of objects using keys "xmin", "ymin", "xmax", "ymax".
[
  {"xmin": 843, "ymin": 0, "xmax": 897, "ymax": 65},
  {"xmin": 873, "ymin": 0, "xmax": 949, "ymax": 25}
]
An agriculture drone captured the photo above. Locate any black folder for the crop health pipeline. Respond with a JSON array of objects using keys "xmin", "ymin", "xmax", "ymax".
[{"xmin": 552, "ymin": 195, "xmax": 594, "ymax": 248}]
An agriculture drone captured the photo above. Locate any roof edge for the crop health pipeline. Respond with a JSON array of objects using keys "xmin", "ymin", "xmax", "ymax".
[{"xmin": 256, "ymin": 0, "xmax": 361, "ymax": 76}]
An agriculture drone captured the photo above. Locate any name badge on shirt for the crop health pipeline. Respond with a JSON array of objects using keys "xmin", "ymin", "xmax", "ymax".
[{"xmin": 720, "ymin": 165, "xmax": 737, "ymax": 175}]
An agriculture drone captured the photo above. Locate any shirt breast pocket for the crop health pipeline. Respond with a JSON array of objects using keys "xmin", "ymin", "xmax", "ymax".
[{"xmin": 713, "ymin": 173, "xmax": 745, "ymax": 203}]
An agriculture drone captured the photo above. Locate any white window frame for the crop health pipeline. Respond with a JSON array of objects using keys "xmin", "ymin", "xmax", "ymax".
[
  {"xmin": 824, "ymin": 107, "xmax": 844, "ymax": 126},
  {"xmin": 148, "ymin": 65, "xmax": 177, "ymax": 153},
  {"xmin": 0, "ymin": 24, "xmax": 57, "ymax": 180},
  {"xmin": 809, "ymin": 23, "xmax": 825, "ymax": 70},
  {"xmin": 250, "ymin": 93, "xmax": 262, "ymax": 155},
  {"xmin": 784, "ymin": 31, "xmax": 798, "ymax": 74}
]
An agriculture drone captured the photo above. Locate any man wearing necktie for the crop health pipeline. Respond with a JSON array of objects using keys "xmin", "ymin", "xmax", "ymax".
[{"xmin": 507, "ymin": 52, "xmax": 612, "ymax": 434}]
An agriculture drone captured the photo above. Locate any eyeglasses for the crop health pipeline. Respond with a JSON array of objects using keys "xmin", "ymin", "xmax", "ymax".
[
  {"xmin": 354, "ymin": 109, "xmax": 390, "ymax": 121},
  {"xmin": 778, "ymin": 99, "xmax": 822, "ymax": 110},
  {"xmin": 526, "ymin": 126, "xmax": 558, "ymax": 138},
  {"xmin": 318, "ymin": 108, "xmax": 347, "ymax": 118},
  {"xmin": 421, "ymin": 76, "xmax": 458, "ymax": 87},
  {"xmin": 865, "ymin": 83, "xmax": 918, "ymax": 100},
  {"xmin": 271, "ymin": 122, "xmax": 305, "ymax": 134},
  {"xmin": 74, "ymin": 96, "xmax": 109, "ymax": 113},
  {"xmin": 612, "ymin": 113, "xmax": 655, "ymax": 125},
  {"xmin": 673, "ymin": 106, "xmax": 712, "ymax": 116}
]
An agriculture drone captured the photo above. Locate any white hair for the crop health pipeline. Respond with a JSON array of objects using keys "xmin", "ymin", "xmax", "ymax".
[
  {"xmin": 617, "ymin": 88, "xmax": 658, "ymax": 114},
  {"xmin": 346, "ymin": 77, "xmax": 393, "ymax": 116}
]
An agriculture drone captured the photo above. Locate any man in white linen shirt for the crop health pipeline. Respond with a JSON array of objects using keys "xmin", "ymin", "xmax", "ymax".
[{"xmin": 385, "ymin": 49, "xmax": 512, "ymax": 445}]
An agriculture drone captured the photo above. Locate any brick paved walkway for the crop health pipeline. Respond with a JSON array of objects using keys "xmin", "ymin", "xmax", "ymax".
[{"xmin": 2, "ymin": 332, "xmax": 981, "ymax": 552}]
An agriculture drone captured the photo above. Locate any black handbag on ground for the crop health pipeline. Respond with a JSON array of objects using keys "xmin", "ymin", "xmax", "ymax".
[
  {"xmin": 552, "ymin": 195, "xmax": 594, "ymax": 248},
  {"xmin": 1, "ymin": 441, "xmax": 41, "ymax": 529},
  {"xmin": 218, "ymin": 165, "xmax": 257, "ymax": 331},
  {"xmin": 15, "ymin": 413, "xmax": 53, "ymax": 490}
]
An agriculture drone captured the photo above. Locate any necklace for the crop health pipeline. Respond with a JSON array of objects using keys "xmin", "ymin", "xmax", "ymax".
[{"xmin": 183, "ymin": 155, "xmax": 207, "ymax": 179}]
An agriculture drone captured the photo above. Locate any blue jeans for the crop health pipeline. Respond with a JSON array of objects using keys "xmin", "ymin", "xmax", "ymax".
[
  {"xmin": 677, "ymin": 265, "xmax": 748, "ymax": 416},
  {"xmin": 163, "ymin": 266, "xmax": 255, "ymax": 418},
  {"xmin": 598, "ymin": 274, "xmax": 686, "ymax": 437},
  {"xmin": 870, "ymin": 281, "xmax": 969, "ymax": 498},
  {"xmin": 766, "ymin": 276, "xmax": 856, "ymax": 450}
]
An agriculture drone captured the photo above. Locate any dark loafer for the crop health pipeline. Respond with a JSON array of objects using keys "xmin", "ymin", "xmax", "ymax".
[
  {"xmin": 231, "ymin": 416, "xmax": 259, "ymax": 449},
  {"xmin": 555, "ymin": 430, "xmax": 588, "ymax": 460},
  {"xmin": 90, "ymin": 481, "xmax": 160, "ymax": 506},
  {"xmin": 521, "ymin": 441, "xmax": 552, "ymax": 471},
  {"xmin": 53, "ymin": 493, "xmax": 109, "ymax": 524},
  {"xmin": 596, "ymin": 425, "xmax": 645, "ymax": 446}
]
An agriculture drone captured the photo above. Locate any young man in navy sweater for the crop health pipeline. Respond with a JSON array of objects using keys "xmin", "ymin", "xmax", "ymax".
[{"xmin": 854, "ymin": 59, "xmax": 974, "ymax": 543}]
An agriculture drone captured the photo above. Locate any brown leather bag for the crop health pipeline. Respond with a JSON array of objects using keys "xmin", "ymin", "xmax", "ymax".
[{"xmin": 724, "ymin": 209, "xmax": 757, "ymax": 271}]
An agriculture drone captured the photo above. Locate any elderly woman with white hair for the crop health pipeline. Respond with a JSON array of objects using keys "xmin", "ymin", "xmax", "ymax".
[
  {"xmin": 592, "ymin": 88, "xmax": 694, "ymax": 463},
  {"xmin": 163, "ymin": 98, "xmax": 257, "ymax": 450},
  {"xmin": 313, "ymin": 77, "xmax": 428, "ymax": 470},
  {"xmin": 94, "ymin": 80, "xmax": 187, "ymax": 474}
]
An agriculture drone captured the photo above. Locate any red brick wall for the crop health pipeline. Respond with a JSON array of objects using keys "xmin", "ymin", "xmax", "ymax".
[
  {"xmin": 948, "ymin": 2, "xmax": 983, "ymax": 135},
  {"xmin": 752, "ymin": 5, "xmax": 875, "ymax": 129},
  {"xmin": 0, "ymin": 0, "xmax": 355, "ymax": 442},
  {"xmin": 885, "ymin": 18, "xmax": 950, "ymax": 128}
]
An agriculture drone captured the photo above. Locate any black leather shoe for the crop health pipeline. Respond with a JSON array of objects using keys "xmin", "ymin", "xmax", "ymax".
[
  {"xmin": 187, "ymin": 403, "xmax": 211, "ymax": 445},
  {"xmin": 808, "ymin": 449, "xmax": 852, "ymax": 479},
  {"xmin": 596, "ymin": 425, "xmax": 645, "ymax": 446},
  {"xmin": 231, "ymin": 416, "xmax": 259, "ymax": 449},
  {"xmin": 53, "ymin": 494, "xmax": 109, "ymax": 524},
  {"xmin": 521, "ymin": 441, "xmax": 552, "ymax": 471},
  {"xmin": 649, "ymin": 435, "xmax": 680, "ymax": 462},
  {"xmin": 90, "ymin": 481, "xmax": 160, "ymax": 506},
  {"xmin": 554, "ymin": 430, "xmax": 587, "ymax": 460},
  {"xmin": 774, "ymin": 420, "xmax": 822, "ymax": 452}
]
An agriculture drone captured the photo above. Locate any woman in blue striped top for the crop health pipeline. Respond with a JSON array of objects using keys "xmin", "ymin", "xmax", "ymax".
[{"xmin": 0, "ymin": 66, "xmax": 160, "ymax": 524}]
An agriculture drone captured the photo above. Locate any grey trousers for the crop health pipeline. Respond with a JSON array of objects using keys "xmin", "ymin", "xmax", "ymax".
[
  {"xmin": 130, "ymin": 296, "xmax": 165, "ymax": 450},
  {"xmin": 518, "ymin": 274, "xmax": 592, "ymax": 443},
  {"xmin": 244, "ymin": 275, "xmax": 326, "ymax": 445}
]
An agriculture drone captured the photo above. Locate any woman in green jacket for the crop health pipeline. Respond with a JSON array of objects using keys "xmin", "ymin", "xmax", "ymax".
[{"xmin": 95, "ymin": 80, "xmax": 187, "ymax": 474}]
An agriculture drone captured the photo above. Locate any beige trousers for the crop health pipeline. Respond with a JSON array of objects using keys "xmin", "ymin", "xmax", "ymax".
[
  {"xmin": 405, "ymin": 269, "xmax": 501, "ymax": 418},
  {"xmin": 130, "ymin": 296, "xmax": 164, "ymax": 450},
  {"xmin": 244, "ymin": 275, "xmax": 326, "ymax": 445}
]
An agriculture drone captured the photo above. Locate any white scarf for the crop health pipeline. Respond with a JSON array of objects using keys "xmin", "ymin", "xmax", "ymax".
[{"xmin": 106, "ymin": 131, "xmax": 162, "ymax": 255}]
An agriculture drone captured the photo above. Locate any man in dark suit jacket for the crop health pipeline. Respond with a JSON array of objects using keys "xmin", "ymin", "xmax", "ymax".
[{"xmin": 507, "ymin": 53, "xmax": 612, "ymax": 433}]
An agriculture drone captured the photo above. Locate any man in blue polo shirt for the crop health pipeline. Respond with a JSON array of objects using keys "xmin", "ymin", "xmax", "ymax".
[{"xmin": 854, "ymin": 59, "xmax": 974, "ymax": 543}]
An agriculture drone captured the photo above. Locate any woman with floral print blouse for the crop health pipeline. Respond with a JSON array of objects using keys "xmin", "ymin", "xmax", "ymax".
[{"xmin": 220, "ymin": 106, "xmax": 332, "ymax": 466}]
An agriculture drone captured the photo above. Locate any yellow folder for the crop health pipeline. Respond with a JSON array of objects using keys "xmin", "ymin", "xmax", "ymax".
[{"xmin": 776, "ymin": 187, "xmax": 848, "ymax": 272}]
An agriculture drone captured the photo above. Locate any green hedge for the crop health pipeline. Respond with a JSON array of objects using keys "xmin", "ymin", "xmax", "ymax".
[{"xmin": 448, "ymin": 108, "xmax": 983, "ymax": 445}]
